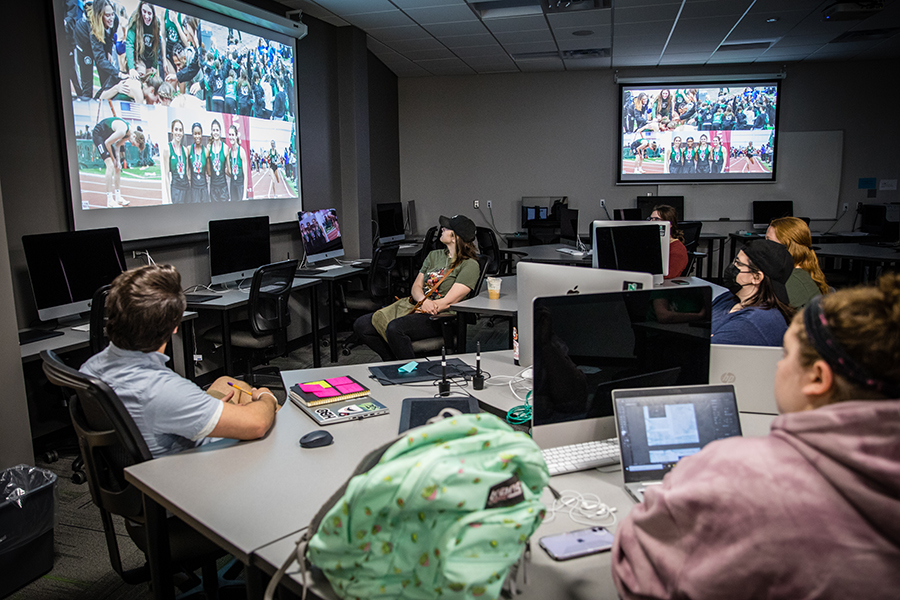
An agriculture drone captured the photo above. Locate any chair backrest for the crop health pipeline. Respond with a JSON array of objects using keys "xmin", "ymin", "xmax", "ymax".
[
  {"xmin": 472, "ymin": 254, "xmax": 491, "ymax": 297},
  {"xmin": 247, "ymin": 259, "xmax": 299, "ymax": 340},
  {"xmin": 475, "ymin": 227, "xmax": 501, "ymax": 275},
  {"xmin": 368, "ymin": 244, "xmax": 400, "ymax": 302},
  {"xmin": 413, "ymin": 226, "xmax": 441, "ymax": 272},
  {"xmin": 680, "ymin": 221, "xmax": 703, "ymax": 253},
  {"xmin": 89, "ymin": 284, "xmax": 112, "ymax": 355},
  {"xmin": 41, "ymin": 350, "xmax": 151, "ymax": 514}
]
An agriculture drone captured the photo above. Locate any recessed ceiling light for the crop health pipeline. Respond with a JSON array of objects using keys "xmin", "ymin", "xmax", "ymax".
[
  {"xmin": 572, "ymin": 30, "xmax": 594, "ymax": 36},
  {"xmin": 766, "ymin": 17, "xmax": 779, "ymax": 23}
]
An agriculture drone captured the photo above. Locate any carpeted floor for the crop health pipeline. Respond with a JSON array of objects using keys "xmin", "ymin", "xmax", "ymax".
[{"xmin": 9, "ymin": 316, "xmax": 510, "ymax": 599}]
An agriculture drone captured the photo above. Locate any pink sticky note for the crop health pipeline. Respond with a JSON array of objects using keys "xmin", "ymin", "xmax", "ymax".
[
  {"xmin": 314, "ymin": 388, "xmax": 340, "ymax": 398},
  {"xmin": 335, "ymin": 383, "xmax": 364, "ymax": 395},
  {"xmin": 327, "ymin": 376, "xmax": 354, "ymax": 386},
  {"xmin": 299, "ymin": 380, "xmax": 331, "ymax": 393}
]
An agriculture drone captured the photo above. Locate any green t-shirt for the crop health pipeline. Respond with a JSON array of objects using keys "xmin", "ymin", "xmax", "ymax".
[
  {"xmin": 786, "ymin": 268, "xmax": 820, "ymax": 310},
  {"xmin": 419, "ymin": 250, "xmax": 480, "ymax": 300}
]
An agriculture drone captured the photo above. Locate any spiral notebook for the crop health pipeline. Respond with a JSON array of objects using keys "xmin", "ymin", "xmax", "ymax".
[{"xmin": 289, "ymin": 376, "xmax": 371, "ymax": 407}]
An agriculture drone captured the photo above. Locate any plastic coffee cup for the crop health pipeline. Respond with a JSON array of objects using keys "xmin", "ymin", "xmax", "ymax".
[{"xmin": 486, "ymin": 277, "xmax": 501, "ymax": 300}]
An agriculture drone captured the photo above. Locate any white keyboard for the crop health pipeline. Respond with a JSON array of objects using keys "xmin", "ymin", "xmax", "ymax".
[
  {"xmin": 541, "ymin": 438, "xmax": 620, "ymax": 476},
  {"xmin": 555, "ymin": 247, "xmax": 585, "ymax": 256},
  {"xmin": 320, "ymin": 264, "xmax": 342, "ymax": 270}
]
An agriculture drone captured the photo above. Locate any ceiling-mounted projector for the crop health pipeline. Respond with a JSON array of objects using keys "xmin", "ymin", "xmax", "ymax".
[{"xmin": 822, "ymin": 2, "xmax": 884, "ymax": 21}]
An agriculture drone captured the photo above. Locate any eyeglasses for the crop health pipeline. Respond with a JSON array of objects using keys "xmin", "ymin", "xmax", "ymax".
[
  {"xmin": 647, "ymin": 216, "xmax": 662, "ymax": 222},
  {"xmin": 732, "ymin": 258, "xmax": 758, "ymax": 272}
]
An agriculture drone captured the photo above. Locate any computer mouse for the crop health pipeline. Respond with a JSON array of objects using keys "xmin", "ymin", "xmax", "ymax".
[{"xmin": 299, "ymin": 430, "xmax": 333, "ymax": 449}]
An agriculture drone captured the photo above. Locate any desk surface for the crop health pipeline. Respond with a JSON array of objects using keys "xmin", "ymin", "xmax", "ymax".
[
  {"xmin": 812, "ymin": 242, "xmax": 900, "ymax": 261},
  {"xmin": 514, "ymin": 244, "xmax": 593, "ymax": 265},
  {"xmin": 185, "ymin": 279, "xmax": 321, "ymax": 311},
  {"xmin": 453, "ymin": 275, "xmax": 518, "ymax": 317}
]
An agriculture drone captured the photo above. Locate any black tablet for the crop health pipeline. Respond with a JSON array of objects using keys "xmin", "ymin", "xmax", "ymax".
[{"xmin": 398, "ymin": 397, "xmax": 480, "ymax": 434}]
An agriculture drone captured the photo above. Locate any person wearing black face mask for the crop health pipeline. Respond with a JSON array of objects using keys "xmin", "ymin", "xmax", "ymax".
[{"xmin": 711, "ymin": 239, "xmax": 794, "ymax": 346}]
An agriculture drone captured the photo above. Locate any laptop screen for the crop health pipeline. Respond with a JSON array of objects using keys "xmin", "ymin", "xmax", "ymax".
[{"xmin": 614, "ymin": 385, "xmax": 742, "ymax": 484}]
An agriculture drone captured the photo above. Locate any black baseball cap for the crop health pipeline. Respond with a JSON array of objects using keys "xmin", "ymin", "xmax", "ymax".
[
  {"xmin": 439, "ymin": 215, "xmax": 477, "ymax": 243},
  {"xmin": 741, "ymin": 239, "xmax": 794, "ymax": 305}
]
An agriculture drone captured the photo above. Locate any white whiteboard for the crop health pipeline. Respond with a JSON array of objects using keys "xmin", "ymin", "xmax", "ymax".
[{"xmin": 660, "ymin": 131, "xmax": 843, "ymax": 222}]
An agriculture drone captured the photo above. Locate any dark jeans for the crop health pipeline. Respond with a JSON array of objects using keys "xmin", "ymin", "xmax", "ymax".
[{"xmin": 354, "ymin": 312, "xmax": 443, "ymax": 361}]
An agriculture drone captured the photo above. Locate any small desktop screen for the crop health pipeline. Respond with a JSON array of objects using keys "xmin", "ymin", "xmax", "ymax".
[
  {"xmin": 376, "ymin": 202, "xmax": 405, "ymax": 244},
  {"xmin": 22, "ymin": 227, "xmax": 127, "ymax": 322},
  {"xmin": 532, "ymin": 287, "xmax": 712, "ymax": 426},
  {"xmin": 614, "ymin": 208, "xmax": 642, "ymax": 221},
  {"xmin": 299, "ymin": 208, "xmax": 344, "ymax": 264},
  {"xmin": 522, "ymin": 205, "xmax": 550, "ymax": 228},
  {"xmin": 752, "ymin": 201, "xmax": 793, "ymax": 230},
  {"xmin": 208, "ymin": 216, "xmax": 271, "ymax": 285},
  {"xmin": 591, "ymin": 220, "xmax": 670, "ymax": 279},
  {"xmin": 559, "ymin": 206, "xmax": 579, "ymax": 245}
]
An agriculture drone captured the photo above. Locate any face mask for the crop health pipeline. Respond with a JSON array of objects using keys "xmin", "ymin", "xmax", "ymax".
[{"xmin": 723, "ymin": 263, "xmax": 753, "ymax": 296}]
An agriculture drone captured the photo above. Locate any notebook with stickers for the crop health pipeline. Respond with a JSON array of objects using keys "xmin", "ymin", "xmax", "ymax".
[{"xmin": 291, "ymin": 395, "xmax": 389, "ymax": 426}]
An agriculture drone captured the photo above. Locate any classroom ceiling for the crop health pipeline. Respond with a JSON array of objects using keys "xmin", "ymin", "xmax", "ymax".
[{"xmin": 273, "ymin": 0, "xmax": 900, "ymax": 77}]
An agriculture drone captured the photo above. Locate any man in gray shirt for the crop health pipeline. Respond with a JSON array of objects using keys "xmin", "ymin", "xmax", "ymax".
[{"xmin": 82, "ymin": 264, "xmax": 278, "ymax": 457}]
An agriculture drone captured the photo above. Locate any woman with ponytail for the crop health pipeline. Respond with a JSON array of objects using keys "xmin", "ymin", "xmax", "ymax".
[
  {"xmin": 766, "ymin": 216, "xmax": 831, "ymax": 309},
  {"xmin": 614, "ymin": 272, "xmax": 900, "ymax": 599}
]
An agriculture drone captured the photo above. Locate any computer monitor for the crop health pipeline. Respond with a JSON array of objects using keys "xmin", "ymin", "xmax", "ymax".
[
  {"xmin": 614, "ymin": 208, "xmax": 642, "ymax": 221},
  {"xmin": 558, "ymin": 206, "xmax": 579, "ymax": 246},
  {"xmin": 208, "ymin": 216, "xmax": 271, "ymax": 286},
  {"xmin": 298, "ymin": 208, "xmax": 345, "ymax": 264},
  {"xmin": 752, "ymin": 201, "xmax": 793, "ymax": 230},
  {"xmin": 637, "ymin": 196, "xmax": 684, "ymax": 221},
  {"xmin": 531, "ymin": 287, "xmax": 712, "ymax": 433},
  {"xmin": 22, "ymin": 227, "xmax": 126, "ymax": 322},
  {"xmin": 516, "ymin": 262, "xmax": 653, "ymax": 367},
  {"xmin": 376, "ymin": 202, "xmax": 406, "ymax": 245},
  {"xmin": 591, "ymin": 220, "xmax": 670, "ymax": 284},
  {"xmin": 521, "ymin": 205, "xmax": 550, "ymax": 228}
]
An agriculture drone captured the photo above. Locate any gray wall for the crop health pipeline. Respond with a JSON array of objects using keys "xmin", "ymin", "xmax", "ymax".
[{"xmin": 398, "ymin": 60, "xmax": 898, "ymax": 237}]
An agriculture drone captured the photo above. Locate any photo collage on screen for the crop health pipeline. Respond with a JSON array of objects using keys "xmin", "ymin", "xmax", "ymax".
[
  {"xmin": 61, "ymin": 0, "xmax": 298, "ymax": 209},
  {"xmin": 620, "ymin": 85, "xmax": 777, "ymax": 179}
]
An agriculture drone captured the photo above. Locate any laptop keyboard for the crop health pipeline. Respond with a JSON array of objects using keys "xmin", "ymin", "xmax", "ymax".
[{"xmin": 541, "ymin": 438, "xmax": 620, "ymax": 476}]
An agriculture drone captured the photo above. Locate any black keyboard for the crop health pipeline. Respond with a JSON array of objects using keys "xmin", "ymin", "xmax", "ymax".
[
  {"xmin": 185, "ymin": 294, "xmax": 220, "ymax": 303},
  {"xmin": 19, "ymin": 329, "xmax": 64, "ymax": 345},
  {"xmin": 295, "ymin": 268, "xmax": 325, "ymax": 276}
]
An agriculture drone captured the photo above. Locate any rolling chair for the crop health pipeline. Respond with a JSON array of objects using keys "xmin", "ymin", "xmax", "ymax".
[
  {"xmin": 203, "ymin": 259, "xmax": 298, "ymax": 388},
  {"xmin": 340, "ymin": 244, "xmax": 401, "ymax": 356},
  {"xmin": 40, "ymin": 349, "xmax": 238, "ymax": 598},
  {"xmin": 410, "ymin": 254, "xmax": 490, "ymax": 357},
  {"xmin": 475, "ymin": 227, "xmax": 514, "ymax": 276},
  {"xmin": 678, "ymin": 221, "xmax": 705, "ymax": 277}
]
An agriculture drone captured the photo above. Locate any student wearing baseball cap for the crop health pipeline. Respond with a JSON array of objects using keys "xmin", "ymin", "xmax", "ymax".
[
  {"xmin": 711, "ymin": 238, "xmax": 795, "ymax": 346},
  {"xmin": 354, "ymin": 214, "xmax": 481, "ymax": 360}
]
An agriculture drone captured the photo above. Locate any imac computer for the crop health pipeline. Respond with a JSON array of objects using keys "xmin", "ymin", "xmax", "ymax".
[
  {"xmin": 614, "ymin": 208, "xmax": 642, "ymax": 221},
  {"xmin": 752, "ymin": 201, "xmax": 793, "ymax": 230},
  {"xmin": 530, "ymin": 286, "xmax": 712, "ymax": 449},
  {"xmin": 22, "ymin": 227, "xmax": 127, "ymax": 322},
  {"xmin": 376, "ymin": 202, "xmax": 406, "ymax": 244},
  {"xmin": 299, "ymin": 208, "xmax": 345, "ymax": 264},
  {"xmin": 208, "ymin": 216, "xmax": 271, "ymax": 286},
  {"xmin": 591, "ymin": 220, "xmax": 670, "ymax": 285},
  {"xmin": 558, "ymin": 206, "xmax": 579, "ymax": 245},
  {"xmin": 516, "ymin": 262, "xmax": 653, "ymax": 367},
  {"xmin": 637, "ymin": 196, "xmax": 684, "ymax": 221}
]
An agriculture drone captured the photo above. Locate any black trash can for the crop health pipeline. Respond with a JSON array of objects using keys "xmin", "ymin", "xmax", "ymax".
[{"xmin": 0, "ymin": 465, "xmax": 58, "ymax": 597}]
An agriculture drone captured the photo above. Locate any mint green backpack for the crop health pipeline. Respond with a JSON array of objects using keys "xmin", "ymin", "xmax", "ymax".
[{"xmin": 266, "ymin": 412, "xmax": 549, "ymax": 600}]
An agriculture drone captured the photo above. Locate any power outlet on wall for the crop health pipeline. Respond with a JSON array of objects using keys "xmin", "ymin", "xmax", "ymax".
[
  {"xmin": 473, "ymin": 199, "xmax": 480, "ymax": 209},
  {"xmin": 600, "ymin": 199, "xmax": 606, "ymax": 208},
  {"xmin": 842, "ymin": 203, "xmax": 849, "ymax": 213},
  {"xmin": 487, "ymin": 200, "xmax": 492, "ymax": 209}
]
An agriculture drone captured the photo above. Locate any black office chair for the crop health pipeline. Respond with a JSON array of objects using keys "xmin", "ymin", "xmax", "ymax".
[
  {"xmin": 340, "ymin": 244, "xmax": 401, "ymax": 355},
  {"xmin": 410, "ymin": 254, "xmax": 490, "ymax": 357},
  {"xmin": 89, "ymin": 284, "xmax": 112, "ymax": 355},
  {"xmin": 40, "ymin": 349, "xmax": 236, "ymax": 598},
  {"xmin": 475, "ymin": 227, "xmax": 514, "ymax": 276},
  {"xmin": 678, "ymin": 221, "xmax": 704, "ymax": 277},
  {"xmin": 203, "ymin": 259, "xmax": 298, "ymax": 387},
  {"xmin": 412, "ymin": 226, "xmax": 441, "ymax": 271}
]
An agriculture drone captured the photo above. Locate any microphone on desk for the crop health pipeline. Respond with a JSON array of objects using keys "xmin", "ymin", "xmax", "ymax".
[
  {"xmin": 439, "ymin": 345, "xmax": 451, "ymax": 396},
  {"xmin": 473, "ymin": 341, "xmax": 485, "ymax": 390}
]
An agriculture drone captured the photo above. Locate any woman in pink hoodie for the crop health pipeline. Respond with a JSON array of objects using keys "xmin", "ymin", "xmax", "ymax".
[{"xmin": 613, "ymin": 273, "xmax": 900, "ymax": 600}]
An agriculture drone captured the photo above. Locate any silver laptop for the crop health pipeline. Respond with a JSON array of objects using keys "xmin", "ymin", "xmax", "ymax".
[
  {"xmin": 516, "ymin": 263, "xmax": 653, "ymax": 367},
  {"xmin": 708, "ymin": 344, "xmax": 781, "ymax": 415},
  {"xmin": 613, "ymin": 384, "xmax": 742, "ymax": 503}
]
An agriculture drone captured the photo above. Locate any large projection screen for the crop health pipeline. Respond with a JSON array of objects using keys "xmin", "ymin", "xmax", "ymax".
[{"xmin": 52, "ymin": 0, "xmax": 303, "ymax": 241}]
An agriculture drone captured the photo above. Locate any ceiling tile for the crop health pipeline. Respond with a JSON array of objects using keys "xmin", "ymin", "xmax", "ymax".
[
  {"xmin": 670, "ymin": 17, "xmax": 740, "ymax": 43},
  {"xmin": 461, "ymin": 55, "xmax": 518, "ymax": 69},
  {"xmin": 483, "ymin": 15, "xmax": 548, "ymax": 33},
  {"xmin": 404, "ymin": 47, "xmax": 457, "ymax": 60},
  {"xmin": 680, "ymin": 0, "xmax": 754, "ymax": 20},
  {"xmin": 612, "ymin": 55, "xmax": 661, "ymax": 67},
  {"xmin": 441, "ymin": 33, "xmax": 499, "ymax": 47},
  {"xmin": 504, "ymin": 40, "xmax": 559, "ymax": 54},
  {"xmin": 666, "ymin": 41, "xmax": 720, "ymax": 53},
  {"xmin": 614, "ymin": 4, "xmax": 682, "ymax": 24},
  {"xmin": 388, "ymin": 37, "xmax": 446, "ymax": 52},
  {"xmin": 763, "ymin": 44, "xmax": 824, "ymax": 55},
  {"xmin": 659, "ymin": 52, "xmax": 713, "ymax": 64},
  {"xmin": 416, "ymin": 58, "xmax": 477, "ymax": 75},
  {"xmin": 313, "ymin": 0, "xmax": 397, "ymax": 16},
  {"xmin": 451, "ymin": 44, "xmax": 508, "ymax": 57},
  {"xmin": 367, "ymin": 24, "xmax": 432, "ymax": 42},
  {"xmin": 423, "ymin": 20, "xmax": 489, "ymax": 37},
  {"xmin": 392, "ymin": 0, "xmax": 468, "ymax": 7},
  {"xmin": 614, "ymin": 20, "xmax": 676, "ymax": 37},
  {"xmin": 774, "ymin": 34, "xmax": 836, "ymax": 47},
  {"xmin": 494, "ymin": 29, "xmax": 555, "ymax": 44},
  {"xmin": 563, "ymin": 56, "xmax": 612, "ymax": 69},
  {"xmin": 404, "ymin": 4, "xmax": 479, "ymax": 25},
  {"xmin": 546, "ymin": 8, "xmax": 611, "ymax": 28},
  {"xmin": 614, "ymin": 0, "xmax": 685, "ymax": 7},
  {"xmin": 517, "ymin": 57, "xmax": 565, "ymax": 71},
  {"xmin": 343, "ymin": 11, "xmax": 416, "ymax": 29}
]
